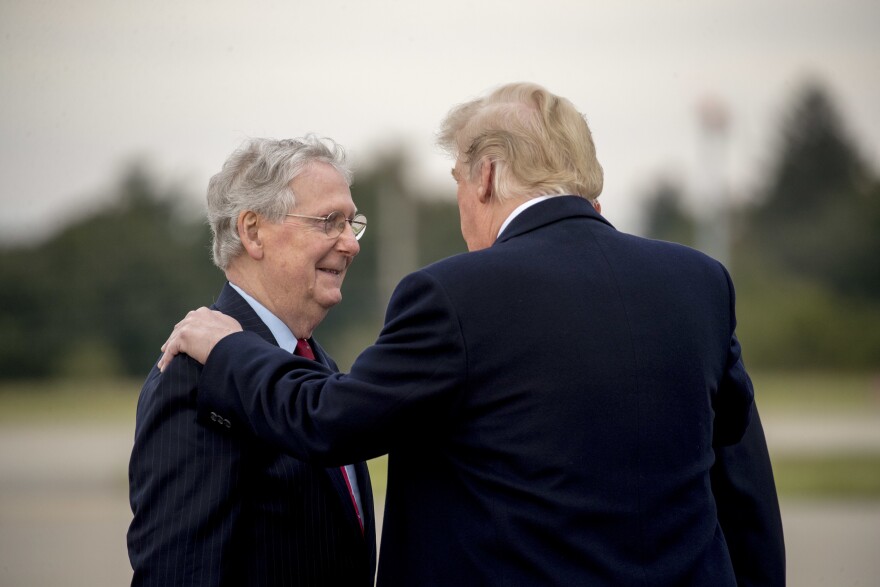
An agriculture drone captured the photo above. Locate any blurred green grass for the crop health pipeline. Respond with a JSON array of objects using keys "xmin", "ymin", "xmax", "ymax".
[
  {"xmin": 750, "ymin": 371, "xmax": 880, "ymax": 415},
  {"xmin": 1, "ymin": 372, "xmax": 878, "ymax": 499},
  {"xmin": 2, "ymin": 371, "xmax": 875, "ymax": 420},
  {"xmin": 367, "ymin": 455, "xmax": 389, "ymax": 499},
  {"xmin": 772, "ymin": 454, "xmax": 880, "ymax": 499},
  {"xmin": 0, "ymin": 379, "xmax": 141, "ymax": 423}
]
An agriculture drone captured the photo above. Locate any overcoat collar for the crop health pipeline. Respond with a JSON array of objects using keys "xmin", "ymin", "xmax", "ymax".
[{"xmin": 495, "ymin": 195, "xmax": 613, "ymax": 245}]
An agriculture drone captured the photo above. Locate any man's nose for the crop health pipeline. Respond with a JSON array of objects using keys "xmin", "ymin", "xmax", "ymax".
[{"xmin": 336, "ymin": 222, "xmax": 361, "ymax": 256}]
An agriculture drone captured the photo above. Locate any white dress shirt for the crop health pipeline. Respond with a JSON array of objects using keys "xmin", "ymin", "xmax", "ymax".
[{"xmin": 497, "ymin": 194, "xmax": 559, "ymax": 239}]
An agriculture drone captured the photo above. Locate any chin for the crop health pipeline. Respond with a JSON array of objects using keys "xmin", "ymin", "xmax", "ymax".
[{"xmin": 317, "ymin": 291, "xmax": 344, "ymax": 309}]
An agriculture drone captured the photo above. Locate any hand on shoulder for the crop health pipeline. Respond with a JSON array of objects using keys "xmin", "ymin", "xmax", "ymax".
[{"xmin": 158, "ymin": 307, "xmax": 243, "ymax": 371}]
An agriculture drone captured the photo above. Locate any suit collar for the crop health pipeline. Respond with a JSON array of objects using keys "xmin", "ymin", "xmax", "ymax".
[
  {"xmin": 228, "ymin": 282, "xmax": 298, "ymax": 353},
  {"xmin": 213, "ymin": 283, "xmax": 277, "ymax": 345},
  {"xmin": 212, "ymin": 282, "xmax": 333, "ymax": 367},
  {"xmin": 495, "ymin": 195, "xmax": 613, "ymax": 245}
]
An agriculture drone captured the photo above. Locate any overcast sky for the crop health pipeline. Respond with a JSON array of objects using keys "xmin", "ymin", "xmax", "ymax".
[{"xmin": 1, "ymin": 0, "xmax": 878, "ymax": 243}]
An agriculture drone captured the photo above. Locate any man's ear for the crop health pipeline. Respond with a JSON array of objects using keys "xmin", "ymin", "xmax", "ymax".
[
  {"xmin": 477, "ymin": 159, "xmax": 494, "ymax": 204},
  {"xmin": 592, "ymin": 199, "xmax": 602, "ymax": 214},
  {"xmin": 237, "ymin": 211, "xmax": 264, "ymax": 260}
]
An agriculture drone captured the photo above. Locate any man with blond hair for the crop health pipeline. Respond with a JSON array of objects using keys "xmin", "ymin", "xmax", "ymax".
[{"xmin": 158, "ymin": 84, "xmax": 783, "ymax": 586}]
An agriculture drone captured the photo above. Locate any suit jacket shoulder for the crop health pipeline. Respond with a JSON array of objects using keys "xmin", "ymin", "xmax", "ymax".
[{"xmin": 129, "ymin": 283, "xmax": 375, "ymax": 586}]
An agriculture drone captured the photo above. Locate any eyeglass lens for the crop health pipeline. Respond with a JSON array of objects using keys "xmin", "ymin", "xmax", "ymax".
[{"xmin": 325, "ymin": 211, "xmax": 367, "ymax": 240}]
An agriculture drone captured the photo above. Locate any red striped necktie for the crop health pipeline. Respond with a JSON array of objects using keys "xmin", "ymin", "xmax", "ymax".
[
  {"xmin": 294, "ymin": 338, "xmax": 316, "ymax": 360},
  {"xmin": 294, "ymin": 338, "xmax": 364, "ymax": 535}
]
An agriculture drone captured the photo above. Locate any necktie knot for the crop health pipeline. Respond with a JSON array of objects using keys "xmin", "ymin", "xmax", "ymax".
[{"xmin": 294, "ymin": 339, "xmax": 316, "ymax": 360}]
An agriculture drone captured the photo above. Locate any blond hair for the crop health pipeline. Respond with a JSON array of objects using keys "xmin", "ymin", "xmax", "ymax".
[{"xmin": 438, "ymin": 82, "xmax": 603, "ymax": 202}]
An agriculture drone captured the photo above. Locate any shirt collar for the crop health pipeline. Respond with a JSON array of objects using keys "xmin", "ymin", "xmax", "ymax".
[
  {"xmin": 228, "ymin": 282, "xmax": 299, "ymax": 354},
  {"xmin": 497, "ymin": 195, "xmax": 559, "ymax": 239}
]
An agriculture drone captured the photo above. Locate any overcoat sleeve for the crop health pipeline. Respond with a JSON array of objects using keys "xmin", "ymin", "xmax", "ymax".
[
  {"xmin": 711, "ymin": 403, "xmax": 786, "ymax": 587},
  {"xmin": 197, "ymin": 270, "xmax": 467, "ymax": 465}
]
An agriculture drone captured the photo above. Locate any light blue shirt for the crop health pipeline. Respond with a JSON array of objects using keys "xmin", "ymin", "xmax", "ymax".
[
  {"xmin": 229, "ymin": 282, "xmax": 299, "ymax": 353},
  {"xmin": 228, "ymin": 281, "xmax": 364, "ymax": 524}
]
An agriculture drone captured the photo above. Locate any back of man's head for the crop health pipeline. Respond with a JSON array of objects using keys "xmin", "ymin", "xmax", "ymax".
[
  {"xmin": 438, "ymin": 82, "xmax": 603, "ymax": 202},
  {"xmin": 206, "ymin": 136, "xmax": 351, "ymax": 270}
]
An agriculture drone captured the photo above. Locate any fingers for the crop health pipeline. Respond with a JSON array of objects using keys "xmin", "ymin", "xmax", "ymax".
[
  {"xmin": 157, "ymin": 307, "xmax": 242, "ymax": 372},
  {"xmin": 172, "ymin": 307, "xmax": 210, "ymax": 331},
  {"xmin": 157, "ymin": 351, "xmax": 169, "ymax": 372},
  {"xmin": 157, "ymin": 335, "xmax": 177, "ymax": 372},
  {"xmin": 158, "ymin": 312, "xmax": 199, "ymax": 371}
]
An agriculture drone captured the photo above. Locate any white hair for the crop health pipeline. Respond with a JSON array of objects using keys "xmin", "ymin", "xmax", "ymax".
[{"xmin": 207, "ymin": 135, "xmax": 352, "ymax": 269}]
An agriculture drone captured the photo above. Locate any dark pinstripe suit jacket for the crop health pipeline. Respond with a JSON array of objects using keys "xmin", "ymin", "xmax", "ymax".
[{"xmin": 128, "ymin": 283, "xmax": 376, "ymax": 586}]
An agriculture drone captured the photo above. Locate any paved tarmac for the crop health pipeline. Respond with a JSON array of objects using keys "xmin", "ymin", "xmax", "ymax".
[
  {"xmin": 765, "ymin": 412, "xmax": 880, "ymax": 455},
  {"xmin": 1, "ymin": 413, "xmax": 878, "ymax": 586}
]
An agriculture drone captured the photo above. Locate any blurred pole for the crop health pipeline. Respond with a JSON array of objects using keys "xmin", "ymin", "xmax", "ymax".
[
  {"xmin": 377, "ymin": 176, "xmax": 417, "ymax": 315},
  {"xmin": 695, "ymin": 96, "xmax": 730, "ymax": 267}
]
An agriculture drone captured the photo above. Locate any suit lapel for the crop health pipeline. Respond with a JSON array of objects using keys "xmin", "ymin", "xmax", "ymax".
[
  {"xmin": 326, "ymin": 466, "xmax": 365, "ymax": 537},
  {"xmin": 355, "ymin": 461, "xmax": 376, "ymax": 548},
  {"xmin": 213, "ymin": 283, "xmax": 368, "ymax": 536},
  {"xmin": 211, "ymin": 283, "xmax": 277, "ymax": 345}
]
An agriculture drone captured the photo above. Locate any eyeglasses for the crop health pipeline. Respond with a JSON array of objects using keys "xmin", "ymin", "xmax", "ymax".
[{"xmin": 284, "ymin": 211, "xmax": 368, "ymax": 240}]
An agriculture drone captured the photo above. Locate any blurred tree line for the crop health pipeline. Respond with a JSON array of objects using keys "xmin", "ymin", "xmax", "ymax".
[
  {"xmin": 0, "ymin": 78, "xmax": 877, "ymax": 382},
  {"xmin": 0, "ymin": 151, "xmax": 463, "ymax": 381},
  {"xmin": 644, "ymin": 81, "xmax": 880, "ymax": 369}
]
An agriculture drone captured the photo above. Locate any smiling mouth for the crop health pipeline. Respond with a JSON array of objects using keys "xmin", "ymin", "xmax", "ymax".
[{"xmin": 318, "ymin": 268, "xmax": 342, "ymax": 276}]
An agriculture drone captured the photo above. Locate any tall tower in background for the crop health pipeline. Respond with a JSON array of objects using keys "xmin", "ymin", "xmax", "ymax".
[
  {"xmin": 695, "ymin": 96, "xmax": 730, "ymax": 267},
  {"xmin": 377, "ymin": 175, "xmax": 418, "ymax": 314}
]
